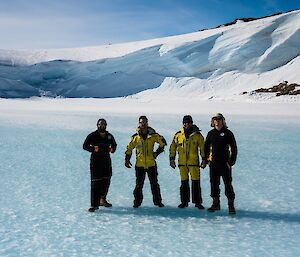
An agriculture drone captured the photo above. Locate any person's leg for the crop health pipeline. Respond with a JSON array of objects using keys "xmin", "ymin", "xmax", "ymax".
[
  {"xmin": 147, "ymin": 166, "xmax": 164, "ymax": 207},
  {"xmin": 178, "ymin": 166, "xmax": 190, "ymax": 208},
  {"xmin": 99, "ymin": 177, "xmax": 112, "ymax": 207},
  {"xmin": 208, "ymin": 163, "xmax": 221, "ymax": 212},
  {"xmin": 190, "ymin": 166, "xmax": 204, "ymax": 207},
  {"xmin": 221, "ymin": 164, "xmax": 236, "ymax": 214},
  {"xmin": 89, "ymin": 161, "xmax": 101, "ymax": 212},
  {"xmin": 89, "ymin": 179, "xmax": 101, "ymax": 212},
  {"xmin": 221, "ymin": 164, "xmax": 235, "ymax": 200},
  {"xmin": 133, "ymin": 167, "xmax": 146, "ymax": 207}
]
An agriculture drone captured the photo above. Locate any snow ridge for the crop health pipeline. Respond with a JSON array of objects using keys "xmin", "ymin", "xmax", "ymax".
[{"xmin": 0, "ymin": 10, "xmax": 299, "ymax": 99}]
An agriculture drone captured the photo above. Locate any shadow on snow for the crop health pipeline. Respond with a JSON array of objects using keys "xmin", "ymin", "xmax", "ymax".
[{"xmin": 92, "ymin": 206, "xmax": 300, "ymax": 223}]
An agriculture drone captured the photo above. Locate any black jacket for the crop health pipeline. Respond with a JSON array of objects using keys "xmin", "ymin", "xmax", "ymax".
[
  {"xmin": 83, "ymin": 130, "xmax": 117, "ymax": 178},
  {"xmin": 204, "ymin": 127, "xmax": 237, "ymax": 166}
]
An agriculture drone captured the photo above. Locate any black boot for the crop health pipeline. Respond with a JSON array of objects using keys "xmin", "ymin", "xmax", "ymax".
[
  {"xmin": 228, "ymin": 198, "xmax": 236, "ymax": 214},
  {"xmin": 195, "ymin": 203, "xmax": 205, "ymax": 209},
  {"xmin": 155, "ymin": 202, "xmax": 165, "ymax": 208},
  {"xmin": 178, "ymin": 202, "xmax": 188, "ymax": 208},
  {"xmin": 207, "ymin": 197, "xmax": 220, "ymax": 212},
  {"xmin": 88, "ymin": 206, "xmax": 99, "ymax": 212},
  {"xmin": 99, "ymin": 198, "xmax": 112, "ymax": 208},
  {"xmin": 178, "ymin": 180, "xmax": 190, "ymax": 208},
  {"xmin": 133, "ymin": 203, "xmax": 140, "ymax": 208}
]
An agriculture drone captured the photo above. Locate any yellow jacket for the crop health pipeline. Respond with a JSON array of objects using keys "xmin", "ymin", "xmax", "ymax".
[
  {"xmin": 125, "ymin": 127, "xmax": 167, "ymax": 168},
  {"xmin": 169, "ymin": 125, "xmax": 205, "ymax": 166}
]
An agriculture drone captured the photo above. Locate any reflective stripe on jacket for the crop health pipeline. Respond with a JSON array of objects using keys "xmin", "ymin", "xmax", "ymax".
[
  {"xmin": 125, "ymin": 127, "xmax": 166, "ymax": 168},
  {"xmin": 169, "ymin": 125, "xmax": 205, "ymax": 166}
]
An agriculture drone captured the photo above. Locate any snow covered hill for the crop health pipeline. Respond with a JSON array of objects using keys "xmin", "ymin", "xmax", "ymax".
[{"xmin": 0, "ymin": 10, "xmax": 299, "ymax": 99}]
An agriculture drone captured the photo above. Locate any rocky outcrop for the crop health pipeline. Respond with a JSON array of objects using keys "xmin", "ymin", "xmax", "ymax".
[{"xmin": 252, "ymin": 81, "xmax": 300, "ymax": 96}]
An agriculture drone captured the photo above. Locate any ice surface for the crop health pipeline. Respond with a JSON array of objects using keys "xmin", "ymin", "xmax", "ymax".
[{"xmin": 0, "ymin": 106, "xmax": 299, "ymax": 257}]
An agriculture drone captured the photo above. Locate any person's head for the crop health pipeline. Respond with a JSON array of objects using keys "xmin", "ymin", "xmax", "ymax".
[
  {"xmin": 97, "ymin": 118, "xmax": 107, "ymax": 132},
  {"xmin": 211, "ymin": 113, "xmax": 227, "ymax": 130},
  {"xmin": 138, "ymin": 115, "xmax": 148, "ymax": 130},
  {"xmin": 183, "ymin": 115, "xmax": 193, "ymax": 130}
]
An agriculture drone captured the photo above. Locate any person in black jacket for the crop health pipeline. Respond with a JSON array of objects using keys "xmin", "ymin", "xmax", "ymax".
[
  {"xmin": 83, "ymin": 118, "xmax": 117, "ymax": 212},
  {"xmin": 204, "ymin": 113, "xmax": 237, "ymax": 214}
]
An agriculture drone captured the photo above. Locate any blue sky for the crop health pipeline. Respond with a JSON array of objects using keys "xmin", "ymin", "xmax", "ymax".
[{"xmin": 0, "ymin": 0, "xmax": 299, "ymax": 49}]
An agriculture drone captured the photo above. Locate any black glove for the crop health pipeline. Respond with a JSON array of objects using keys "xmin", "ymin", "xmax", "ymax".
[
  {"xmin": 170, "ymin": 160, "xmax": 176, "ymax": 169},
  {"xmin": 125, "ymin": 160, "xmax": 132, "ymax": 168},
  {"xmin": 228, "ymin": 160, "xmax": 235, "ymax": 166},
  {"xmin": 200, "ymin": 160, "xmax": 207, "ymax": 169}
]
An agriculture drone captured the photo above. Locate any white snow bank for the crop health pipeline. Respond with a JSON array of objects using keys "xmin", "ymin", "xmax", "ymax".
[{"xmin": 0, "ymin": 10, "xmax": 299, "ymax": 100}]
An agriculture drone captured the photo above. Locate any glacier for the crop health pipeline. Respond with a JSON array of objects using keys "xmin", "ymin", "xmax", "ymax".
[{"xmin": 0, "ymin": 10, "xmax": 299, "ymax": 99}]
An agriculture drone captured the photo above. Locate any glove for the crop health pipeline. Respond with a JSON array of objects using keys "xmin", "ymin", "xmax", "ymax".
[
  {"xmin": 170, "ymin": 160, "xmax": 176, "ymax": 169},
  {"xmin": 153, "ymin": 152, "xmax": 158, "ymax": 159},
  {"xmin": 200, "ymin": 160, "xmax": 207, "ymax": 169},
  {"xmin": 227, "ymin": 162, "xmax": 233, "ymax": 169},
  {"xmin": 125, "ymin": 160, "xmax": 132, "ymax": 168},
  {"xmin": 228, "ymin": 160, "xmax": 235, "ymax": 166}
]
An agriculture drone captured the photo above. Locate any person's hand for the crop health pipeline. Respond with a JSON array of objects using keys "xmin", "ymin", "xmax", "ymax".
[
  {"xmin": 170, "ymin": 160, "xmax": 176, "ymax": 169},
  {"xmin": 125, "ymin": 160, "xmax": 132, "ymax": 168},
  {"xmin": 228, "ymin": 160, "xmax": 235, "ymax": 167},
  {"xmin": 94, "ymin": 146, "xmax": 99, "ymax": 152},
  {"xmin": 153, "ymin": 152, "xmax": 158, "ymax": 159},
  {"xmin": 227, "ymin": 162, "xmax": 232, "ymax": 169},
  {"xmin": 200, "ymin": 160, "xmax": 207, "ymax": 169}
]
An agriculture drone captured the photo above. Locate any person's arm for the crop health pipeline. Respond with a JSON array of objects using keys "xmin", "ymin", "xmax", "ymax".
[
  {"xmin": 83, "ymin": 133, "xmax": 94, "ymax": 152},
  {"xmin": 198, "ymin": 133, "xmax": 207, "ymax": 168},
  {"xmin": 109, "ymin": 134, "xmax": 117, "ymax": 153},
  {"xmin": 125, "ymin": 135, "xmax": 137, "ymax": 168},
  {"xmin": 169, "ymin": 135, "xmax": 177, "ymax": 168},
  {"xmin": 228, "ymin": 131, "xmax": 237, "ymax": 166},
  {"xmin": 204, "ymin": 132, "xmax": 211, "ymax": 162},
  {"xmin": 153, "ymin": 134, "xmax": 167, "ymax": 158},
  {"xmin": 198, "ymin": 133, "xmax": 205, "ymax": 159}
]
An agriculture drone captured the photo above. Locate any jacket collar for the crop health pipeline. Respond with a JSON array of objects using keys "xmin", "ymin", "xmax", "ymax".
[
  {"xmin": 180, "ymin": 124, "xmax": 200, "ymax": 136},
  {"xmin": 136, "ymin": 126, "xmax": 156, "ymax": 136}
]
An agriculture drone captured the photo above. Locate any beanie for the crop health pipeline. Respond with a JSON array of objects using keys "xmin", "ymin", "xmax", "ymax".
[{"xmin": 182, "ymin": 115, "xmax": 193, "ymax": 124}]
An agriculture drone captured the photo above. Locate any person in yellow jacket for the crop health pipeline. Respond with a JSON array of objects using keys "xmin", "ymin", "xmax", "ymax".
[
  {"xmin": 169, "ymin": 115, "xmax": 206, "ymax": 209},
  {"xmin": 125, "ymin": 116, "xmax": 167, "ymax": 208}
]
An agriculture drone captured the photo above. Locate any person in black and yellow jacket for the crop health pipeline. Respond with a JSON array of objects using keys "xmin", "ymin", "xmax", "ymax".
[
  {"xmin": 169, "ymin": 115, "xmax": 206, "ymax": 209},
  {"xmin": 125, "ymin": 116, "xmax": 167, "ymax": 208},
  {"xmin": 204, "ymin": 113, "xmax": 237, "ymax": 214}
]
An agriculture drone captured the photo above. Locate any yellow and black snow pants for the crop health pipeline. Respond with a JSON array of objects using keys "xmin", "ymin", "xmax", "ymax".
[{"xmin": 179, "ymin": 165, "xmax": 202, "ymax": 204}]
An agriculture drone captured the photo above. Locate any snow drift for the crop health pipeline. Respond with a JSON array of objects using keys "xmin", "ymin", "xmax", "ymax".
[{"xmin": 0, "ymin": 10, "xmax": 299, "ymax": 99}]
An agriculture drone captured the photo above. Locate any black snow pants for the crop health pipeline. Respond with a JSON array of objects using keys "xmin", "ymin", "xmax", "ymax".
[
  {"xmin": 209, "ymin": 162, "xmax": 235, "ymax": 199},
  {"xmin": 133, "ymin": 166, "xmax": 162, "ymax": 206},
  {"xmin": 91, "ymin": 177, "xmax": 111, "ymax": 207}
]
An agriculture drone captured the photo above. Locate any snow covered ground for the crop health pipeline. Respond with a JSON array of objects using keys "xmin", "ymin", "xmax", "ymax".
[{"xmin": 0, "ymin": 98, "xmax": 299, "ymax": 257}]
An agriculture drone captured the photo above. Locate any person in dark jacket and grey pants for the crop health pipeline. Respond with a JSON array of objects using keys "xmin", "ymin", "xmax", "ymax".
[
  {"xmin": 83, "ymin": 118, "xmax": 117, "ymax": 212},
  {"xmin": 204, "ymin": 113, "xmax": 237, "ymax": 214}
]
